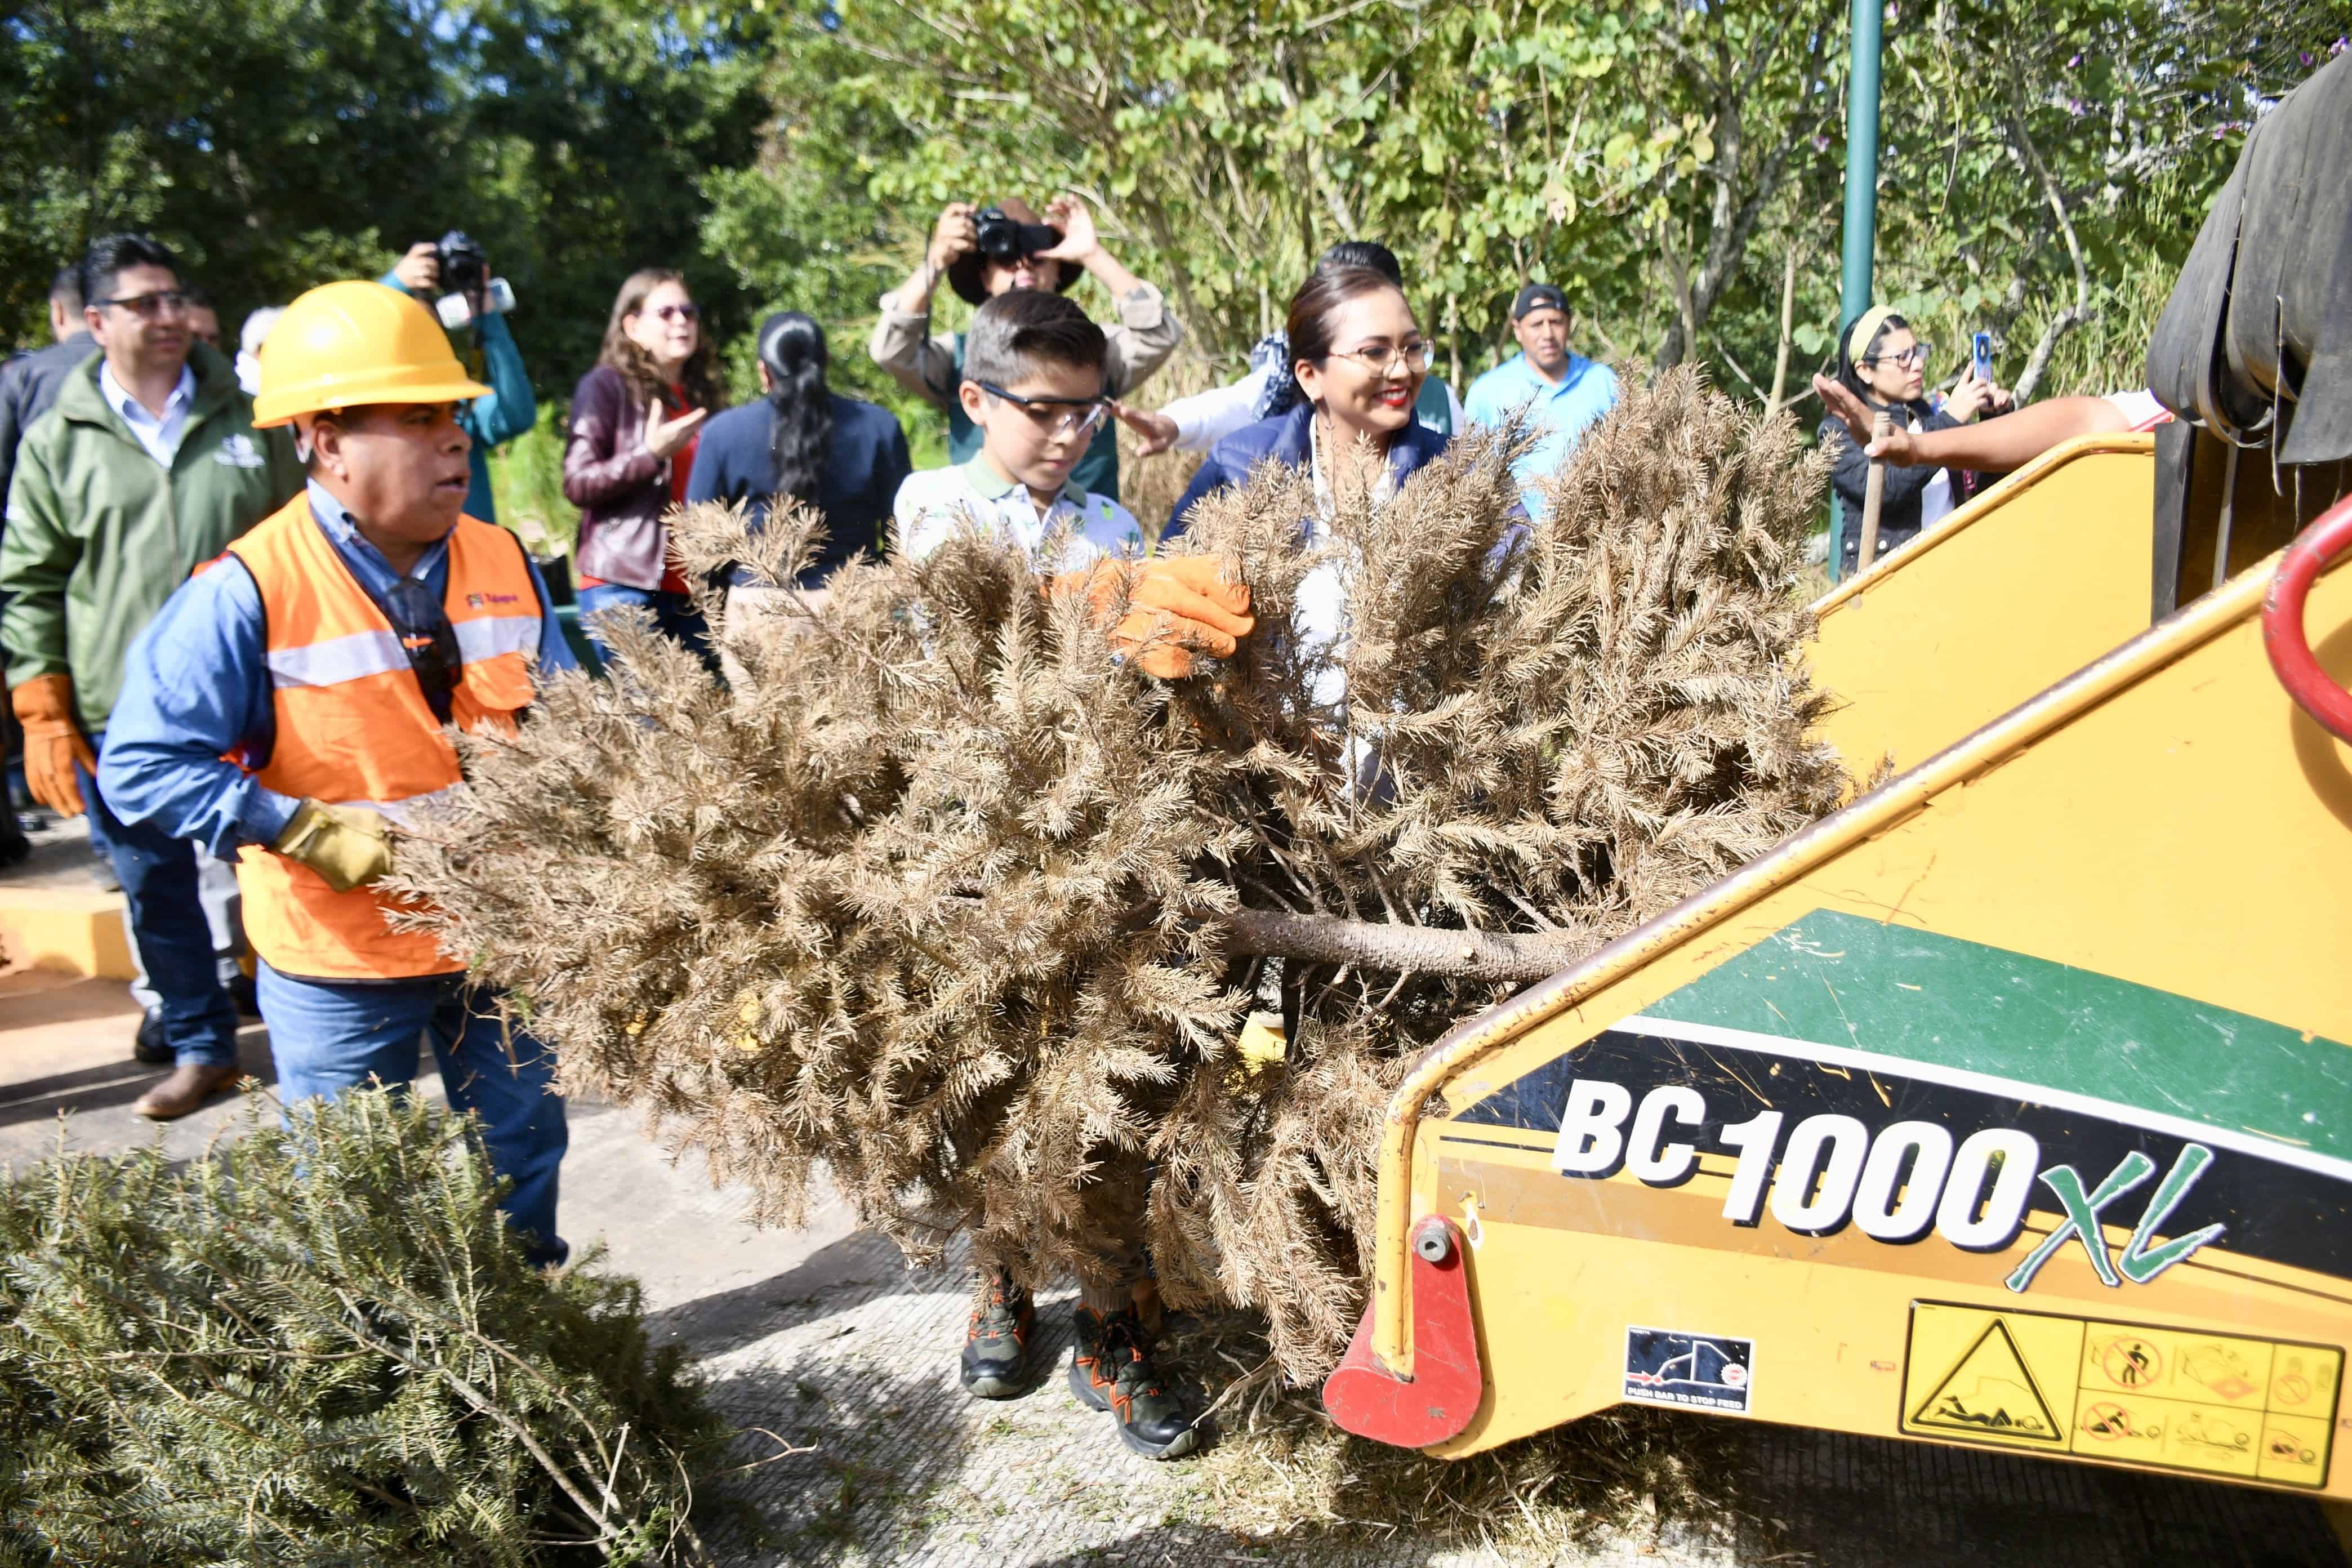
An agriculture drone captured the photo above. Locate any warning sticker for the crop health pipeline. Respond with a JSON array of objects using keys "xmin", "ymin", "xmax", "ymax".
[
  {"xmin": 1903, "ymin": 1302, "xmax": 2343, "ymax": 1488},
  {"xmin": 1624, "ymin": 1326, "xmax": 1754, "ymax": 1414}
]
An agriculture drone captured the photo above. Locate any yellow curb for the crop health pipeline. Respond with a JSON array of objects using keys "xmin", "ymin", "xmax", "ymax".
[{"xmin": 0, "ymin": 890, "xmax": 136, "ymax": 980}]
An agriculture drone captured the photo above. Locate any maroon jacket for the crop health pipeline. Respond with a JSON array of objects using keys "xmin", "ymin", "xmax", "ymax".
[{"xmin": 562, "ymin": 364, "xmax": 687, "ymax": 590}]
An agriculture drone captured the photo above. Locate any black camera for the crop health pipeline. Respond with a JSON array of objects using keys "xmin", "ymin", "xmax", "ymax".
[
  {"xmin": 435, "ymin": 230, "xmax": 490, "ymax": 300},
  {"xmin": 972, "ymin": 207, "xmax": 1061, "ymax": 263},
  {"xmin": 428, "ymin": 230, "xmax": 513, "ymax": 328}
]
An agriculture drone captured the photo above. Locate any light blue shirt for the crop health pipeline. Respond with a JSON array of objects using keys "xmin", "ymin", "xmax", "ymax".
[
  {"xmin": 892, "ymin": 457, "xmax": 1147, "ymax": 569},
  {"xmin": 97, "ymin": 482, "xmax": 576, "ymax": 858},
  {"xmin": 1464, "ymin": 352, "xmax": 1620, "ymax": 504},
  {"xmin": 99, "ymin": 362, "xmax": 198, "ymax": 467}
]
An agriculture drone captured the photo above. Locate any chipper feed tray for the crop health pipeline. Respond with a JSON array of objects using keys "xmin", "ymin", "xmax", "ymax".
[{"xmin": 1325, "ymin": 461, "xmax": 2352, "ymax": 1507}]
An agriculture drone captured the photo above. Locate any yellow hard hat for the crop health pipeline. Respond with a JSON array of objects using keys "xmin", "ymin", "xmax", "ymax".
[{"xmin": 251, "ymin": 280, "xmax": 491, "ymax": 428}]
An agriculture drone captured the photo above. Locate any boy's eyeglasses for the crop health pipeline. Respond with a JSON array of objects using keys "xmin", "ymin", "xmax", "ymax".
[
  {"xmin": 977, "ymin": 382, "xmax": 1111, "ymax": 438},
  {"xmin": 95, "ymin": 290, "xmax": 194, "ymax": 319},
  {"xmin": 1864, "ymin": 343, "xmax": 1931, "ymax": 369},
  {"xmin": 1325, "ymin": 340, "xmax": 1436, "ymax": 375},
  {"xmin": 648, "ymin": 303, "xmax": 701, "ymax": 323}
]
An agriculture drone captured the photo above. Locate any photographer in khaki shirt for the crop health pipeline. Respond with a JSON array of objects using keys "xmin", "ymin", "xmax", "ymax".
[{"xmin": 869, "ymin": 194, "xmax": 1181, "ymax": 504}]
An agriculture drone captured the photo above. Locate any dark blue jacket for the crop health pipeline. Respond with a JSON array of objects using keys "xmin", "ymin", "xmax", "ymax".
[
  {"xmin": 684, "ymin": 392, "xmax": 911, "ymax": 586},
  {"xmin": 1168, "ymin": 403, "xmax": 1454, "ymax": 536}
]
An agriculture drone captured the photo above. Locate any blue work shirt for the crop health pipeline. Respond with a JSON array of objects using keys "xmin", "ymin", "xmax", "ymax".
[
  {"xmin": 684, "ymin": 392, "xmax": 912, "ymax": 585},
  {"xmin": 99, "ymin": 480, "xmax": 576, "ymax": 859},
  {"xmin": 1463, "ymin": 352, "xmax": 1620, "ymax": 505}
]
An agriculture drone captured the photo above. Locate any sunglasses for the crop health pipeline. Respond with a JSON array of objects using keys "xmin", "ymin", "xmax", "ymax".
[
  {"xmin": 645, "ymin": 303, "xmax": 701, "ymax": 323},
  {"xmin": 95, "ymin": 290, "xmax": 194, "ymax": 319},
  {"xmin": 977, "ymin": 381, "xmax": 1111, "ymax": 438}
]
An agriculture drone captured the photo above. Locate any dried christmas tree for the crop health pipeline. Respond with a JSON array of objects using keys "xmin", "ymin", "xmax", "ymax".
[{"xmin": 394, "ymin": 367, "xmax": 1843, "ymax": 1380}]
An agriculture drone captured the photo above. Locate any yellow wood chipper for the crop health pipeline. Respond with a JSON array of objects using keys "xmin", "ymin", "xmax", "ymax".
[{"xmin": 1324, "ymin": 55, "xmax": 2352, "ymax": 1504}]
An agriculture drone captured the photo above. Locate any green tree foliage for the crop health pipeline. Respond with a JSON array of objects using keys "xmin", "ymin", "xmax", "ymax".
[
  {"xmin": 0, "ymin": 0, "xmax": 762, "ymax": 395},
  {"xmin": 0, "ymin": 1090, "xmax": 730, "ymax": 1564},
  {"xmin": 7, "ymin": 0, "xmax": 2340, "ymax": 422},
  {"xmin": 714, "ymin": 0, "xmax": 2346, "ymax": 407}
]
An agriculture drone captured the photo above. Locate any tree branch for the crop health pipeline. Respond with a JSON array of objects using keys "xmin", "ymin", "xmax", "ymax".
[{"xmin": 1215, "ymin": 906, "xmax": 1582, "ymax": 983}]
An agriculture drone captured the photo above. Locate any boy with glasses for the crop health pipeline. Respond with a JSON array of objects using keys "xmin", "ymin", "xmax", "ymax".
[
  {"xmin": 893, "ymin": 289, "xmax": 1150, "ymax": 565},
  {"xmin": 871, "ymin": 193, "xmax": 1181, "ymax": 504},
  {"xmin": 1, "ymin": 234, "xmax": 302, "ymax": 1118},
  {"xmin": 890, "ymin": 286, "xmax": 1251, "ymax": 1459}
]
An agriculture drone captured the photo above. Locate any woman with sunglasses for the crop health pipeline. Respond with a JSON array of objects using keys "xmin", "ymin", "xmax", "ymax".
[
  {"xmin": 1168, "ymin": 264, "xmax": 1452, "ymax": 533},
  {"xmin": 563, "ymin": 269, "xmax": 727, "ymax": 663},
  {"xmin": 1821, "ymin": 306, "xmax": 2008, "ymax": 576}
]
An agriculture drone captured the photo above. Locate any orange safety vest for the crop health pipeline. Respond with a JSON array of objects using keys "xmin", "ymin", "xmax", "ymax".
[{"xmin": 225, "ymin": 493, "xmax": 541, "ymax": 981}]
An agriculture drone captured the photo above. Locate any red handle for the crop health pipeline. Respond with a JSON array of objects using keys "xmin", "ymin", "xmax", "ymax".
[{"xmin": 2263, "ymin": 493, "xmax": 2352, "ymax": 745}]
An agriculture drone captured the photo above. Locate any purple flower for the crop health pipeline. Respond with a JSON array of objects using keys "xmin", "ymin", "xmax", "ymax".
[{"xmin": 2068, "ymin": 52, "xmax": 2082, "ymax": 67}]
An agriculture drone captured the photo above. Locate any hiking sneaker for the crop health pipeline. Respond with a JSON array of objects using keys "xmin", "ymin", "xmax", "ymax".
[
  {"xmin": 1068, "ymin": 1304, "xmax": 1201, "ymax": 1460},
  {"xmin": 959, "ymin": 1267, "xmax": 1034, "ymax": 1398}
]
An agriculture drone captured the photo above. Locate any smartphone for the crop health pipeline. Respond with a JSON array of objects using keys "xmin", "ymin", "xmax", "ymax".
[{"xmin": 1972, "ymin": 331, "xmax": 1993, "ymax": 384}]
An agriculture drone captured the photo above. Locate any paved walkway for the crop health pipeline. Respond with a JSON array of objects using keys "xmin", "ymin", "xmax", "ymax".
[{"xmin": 3, "ymin": 813, "xmax": 2345, "ymax": 1566}]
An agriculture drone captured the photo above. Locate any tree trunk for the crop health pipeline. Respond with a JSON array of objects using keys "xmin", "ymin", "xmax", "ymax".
[{"xmin": 1215, "ymin": 907, "xmax": 1584, "ymax": 983}]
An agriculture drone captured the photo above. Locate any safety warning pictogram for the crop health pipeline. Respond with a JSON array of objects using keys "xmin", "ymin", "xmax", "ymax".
[
  {"xmin": 1908, "ymin": 1319, "xmax": 2066, "ymax": 1444},
  {"xmin": 1902, "ymin": 1302, "xmax": 2344, "ymax": 1487}
]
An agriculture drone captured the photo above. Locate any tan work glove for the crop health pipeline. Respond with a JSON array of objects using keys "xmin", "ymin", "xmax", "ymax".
[
  {"xmin": 1049, "ymin": 556, "xmax": 1255, "ymax": 680},
  {"xmin": 273, "ymin": 800, "xmax": 395, "ymax": 893},
  {"xmin": 11, "ymin": 672, "xmax": 97, "ymax": 817}
]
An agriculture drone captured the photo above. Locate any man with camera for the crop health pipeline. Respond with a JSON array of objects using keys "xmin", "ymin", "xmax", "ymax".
[
  {"xmin": 870, "ymin": 194, "xmax": 1181, "ymax": 505},
  {"xmin": 383, "ymin": 233, "xmax": 534, "ymax": 526}
]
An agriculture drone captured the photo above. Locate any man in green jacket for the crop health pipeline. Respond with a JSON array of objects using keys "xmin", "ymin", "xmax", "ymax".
[{"xmin": 1, "ymin": 233, "xmax": 302, "ymax": 1119}]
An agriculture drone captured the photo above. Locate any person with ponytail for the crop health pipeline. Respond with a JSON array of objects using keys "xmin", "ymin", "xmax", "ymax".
[{"xmin": 684, "ymin": 310, "xmax": 910, "ymax": 670}]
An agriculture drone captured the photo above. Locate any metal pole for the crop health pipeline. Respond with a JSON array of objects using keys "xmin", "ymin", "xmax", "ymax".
[
  {"xmin": 1839, "ymin": 0, "xmax": 1884, "ymax": 327},
  {"xmin": 1830, "ymin": 0, "xmax": 1885, "ymax": 581}
]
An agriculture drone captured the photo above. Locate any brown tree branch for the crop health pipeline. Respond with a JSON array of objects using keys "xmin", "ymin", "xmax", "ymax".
[{"xmin": 1215, "ymin": 906, "xmax": 1583, "ymax": 982}]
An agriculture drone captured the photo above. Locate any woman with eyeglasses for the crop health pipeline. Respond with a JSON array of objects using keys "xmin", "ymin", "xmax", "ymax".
[
  {"xmin": 1168, "ymin": 264, "xmax": 1452, "ymax": 532},
  {"xmin": 563, "ymin": 269, "xmax": 727, "ymax": 663},
  {"xmin": 1820, "ymin": 306, "xmax": 2008, "ymax": 576}
]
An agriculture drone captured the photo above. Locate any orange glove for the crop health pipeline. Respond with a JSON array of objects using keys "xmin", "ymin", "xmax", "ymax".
[
  {"xmin": 1049, "ymin": 556, "xmax": 1255, "ymax": 680},
  {"xmin": 11, "ymin": 672, "xmax": 96, "ymax": 817}
]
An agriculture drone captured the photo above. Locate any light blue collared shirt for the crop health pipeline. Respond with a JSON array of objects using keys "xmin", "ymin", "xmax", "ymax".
[
  {"xmin": 99, "ymin": 362, "xmax": 198, "ymax": 467},
  {"xmin": 1464, "ymin": 352, "xmax": 1620, "ymax": 509}
]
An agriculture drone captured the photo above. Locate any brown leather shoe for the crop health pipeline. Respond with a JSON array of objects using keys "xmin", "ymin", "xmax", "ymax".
[{"xmin": 133, "ymin": 1062, "xmax": 243, "ymax": 1121}]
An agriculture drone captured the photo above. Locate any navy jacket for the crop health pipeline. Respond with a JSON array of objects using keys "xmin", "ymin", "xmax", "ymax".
[
  {"xmin": 685, "ymin": 392, "xmax": 912, "ymax": 586},
  {"xmin": 1169, "ymin": 402, "xmax": 1454, "ymax": 536},
  {"xmin": 0, "ymin": 332, "xmax": 98, "ymax": 531}
]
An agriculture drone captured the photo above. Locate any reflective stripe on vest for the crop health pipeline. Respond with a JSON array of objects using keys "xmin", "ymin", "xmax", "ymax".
[{"xmin": 226, "ymin": 493, "xmax": 541, "ymax": 981}]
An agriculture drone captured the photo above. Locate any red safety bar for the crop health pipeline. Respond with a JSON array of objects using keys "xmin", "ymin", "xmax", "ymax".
[
  {"xmin": 2263, "ymin": 493, "xmax": 2352, "ymax": 746},
  {"xmin": 1321, "ymin": 1215, "xmax": 1483, "ymax": 1448}
]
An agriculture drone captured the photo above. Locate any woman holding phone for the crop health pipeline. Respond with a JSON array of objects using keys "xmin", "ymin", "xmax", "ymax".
[{"xmin": 1819, "ymin": 307, "xmax": 2008, "ymax": 576}]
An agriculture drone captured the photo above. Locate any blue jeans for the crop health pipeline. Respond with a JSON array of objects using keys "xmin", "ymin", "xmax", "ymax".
[
  {"xmin": 258, "ymin": 963, "xmax": 570, "ymax": 1266},
  {"xmin": 80, "ymin": 760, "xmax": 238, "ymax": 1068},
  {"xmin": 576, "ymin": 582, "xmax": 713, "ymax": 670}
]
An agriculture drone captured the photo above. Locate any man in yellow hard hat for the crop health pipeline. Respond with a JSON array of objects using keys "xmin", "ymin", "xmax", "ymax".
[{"xmin": 99, "ymin": 279, "xmax": 580, "ymax": 1263}]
